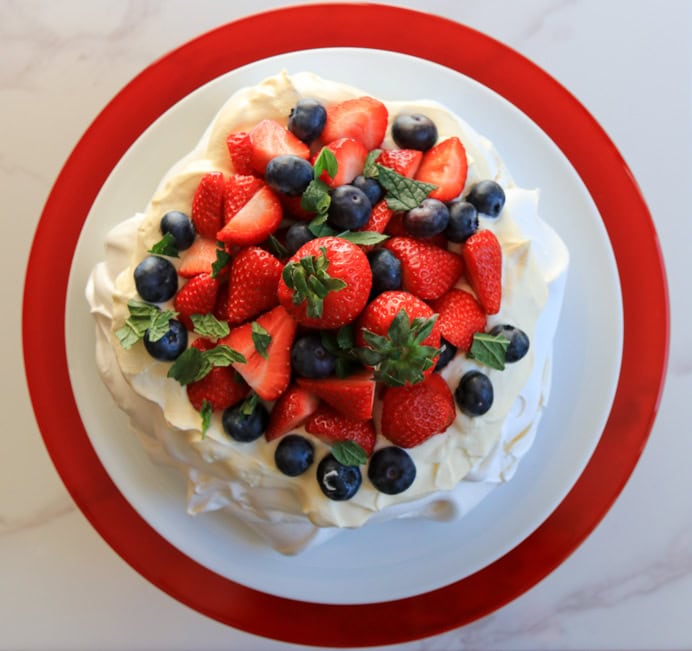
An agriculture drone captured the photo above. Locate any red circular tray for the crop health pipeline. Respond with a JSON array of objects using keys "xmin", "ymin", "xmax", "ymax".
[{"xmin": 23, "ymin": 4, "xmax": 668, "ymax": 647}]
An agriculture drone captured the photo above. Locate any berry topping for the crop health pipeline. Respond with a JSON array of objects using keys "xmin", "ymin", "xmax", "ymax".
[
  {"xmin": 322, "ymin": 96, "xmax": 388, "ymax": 151},
  {"xmin": 434, "ymin": 337, "xmax": 457, "ymax": 371},
  {"xmin": 466, "ymin": 180, "xmax": 506, "ymax": 218},
  {"xmin": 173, "ymin": 273, "xmax": 221, "ymax": 331},
  {"xmin": 216, "ymin": 185, "xmax": 283, "ymax": 246},
  {"xmin": 489, "ymin": 324, "xmax": 530, "ymax": 362},
  {"xmin": 462, "ymin": 229, "xmax": 502, "ymax": 315},
  {"xmin": 160, "ymin": 211, "xmax": 195, "ymax": 251},
  {"xmin": 291, "ymin": 334, "xmax": 337, "ymax": 379},
  {"xmin": 316, "ymin": 138, "xmax": 368, "ymax": 188},
  {"xmin": 143, "ymin": 318, "xmax": 187, "ymax": 361},
  {"xmin": 376, "ymin": 148, "xmax": 423, "ymax": 178},
  {"xmin": 429, "ymin": 288, "xmax": 487, "ymax": 352},
  {"xmin": 265, "ymin": 155, "xmax": 314, "ymax": 196},
  {"xmin": 367, "ymin": 247, "xmax": 402, "ymax": 299},
  {"xmin": 316, "ymin": 454, "xmax": 362, "ymax": 501},
  {"xmin": 403, "ymin": 198, "xmax": 450, "ymax": 237},
  {"xmin": 248, "ymin": 119, "xmax": 311, "ymax": 175},
  {"xmin": 445, "ymin": 200, "xmax": 479, "ymax": 243},
  {"xmin": 222, "ymin": 395, "xmax": 269, "ymax": 442},
  {"xmin": 191, "ymin": 171, "xmax": 225, "ymax": 239},
  {"xmin": 275, "ymin": 435, "xmax": 315, "ymax": 477},
  {"xmin": 327, "ymin": 184, "xmax": 372, "ymax": 231},
  {"xmin": 225, "ymin": 131, "xmax": 254, "ymax": 175},
  {"xmin": 359, "ymin": 199, "xmax": 394, "ymax": 236},
  {"xmin": 134, "ymin": 255, "xmax": 178, "ymax": 303},
  {"xmin": 352, "ymin": 175, "xmax": 384, "ymax": 206},
  {"xmin": 186, "ymin": 354, "xmax": 249, "ymax": 412},
  {"xmin": 296, "ymin": 371, "xmax": 375, "ymax": 421},
  {"xmin": 265, "ymin": 385, "xmax": 320, "ymax": 441},
  {"xmin": 414, "ymin": 137, "xmax": 467, "ymax": 202},
  {"xmin": 223, "ymin": 174, "xmax": 264, "ymax": 223},
  {"xmin": 285, "ymin": 222, "xmax": 315, "ymax": 256},
  {"xmin": 288, "ymin": 98, "xmax": 327, "ymax": 143},
  {"xmin": 392, "ymin": 113, "xmax": 438, "ymax": 151},
  {"xmin": 178, "ymin": 238, "xmax": 222, "ymax": 279},
  {"xmin": 455, "ymin": 370, "xmax": 494, "ymax": 416},
  {"xmin": 368, "ymin": 447, "xmax": 416, "ymax": 494},
  {"xmin": 305, "ymin": 405, "xmax": 376, "ymax": 455}
]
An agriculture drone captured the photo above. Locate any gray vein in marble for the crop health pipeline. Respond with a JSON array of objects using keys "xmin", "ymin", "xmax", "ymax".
[{"xmin": 0, "ymin": 496, "xmax": 75, "ymax": 536}]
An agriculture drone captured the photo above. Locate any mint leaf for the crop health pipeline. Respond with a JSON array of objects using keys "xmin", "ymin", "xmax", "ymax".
[
  {"xmin": 331, "ymin": 440, "xmax": 367, "ymax": 466},
  {"xmin": 301, "ymin": 179, "xmax": 331, "ymax": 216},
  {"xmin": 267, "ymin": 234, "xmax": 288, "ymax": 259},
  {"xmin": 336, "ymin": 230, "xmax": 390, "ymax": 246},
  {"xmin": 240, "ymin": 393, "xmax": 259, "ymax": 416},
  {"xmin": 375, "ymin": 164, "xmax": 437, "ymax": 211},
  {"xmin": 336, "ymin": 325, "xmax": 355, "ymax": 351},
  {"xmin": 204, "ymin": 344, "xmax": 246, "ymax": 366},
  {"xmin": 468, "ymin": 332, "xmax": 510, "ymax": 370},
  {"xmin": 200, "ymin": 400, "xmax": 213, "ymax": 439},
  {"xmin": 313, "ymin": 147, "xmax": 338, "ymax": 180},
  {"xmin": 167, "ymin": 347, "xmax": 212, "ymax": 385},
  {"xmin": 115, "ymin": 300, "xmax": 178, "ymax": 349},
  {"xmin": 148, "ymin": 232, "xmax": 179, "ymax": 257},
  {"xmin": 147, "ymin": 309, "xmax": 178, "ymax": 342},
  {"xmin": 363, "ymin": 149, "xmax": 382, "ymax": 177},
  {"xmin": 191, "ymin": 313, "xmax": 230, "ymax": 339},
  {"xmin": 251, "ymin": 321, "xmax": 271, "ymax": 359},
  {"xmin": 211, "ymin": 241, "xmax": 231, "ymax": 279}
]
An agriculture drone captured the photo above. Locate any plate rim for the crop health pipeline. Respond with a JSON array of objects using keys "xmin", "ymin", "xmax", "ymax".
[{"xmin": 22, "ymin": 4, "xmax": 669, "ymax": 646}]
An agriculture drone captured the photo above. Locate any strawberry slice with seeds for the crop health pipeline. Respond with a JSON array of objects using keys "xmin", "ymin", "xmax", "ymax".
[
  {"xmin": 358, "ymin": 199, "xmax": 394, "ymax": 235},
  {"xmin": 226, "ymin": 131, "xmax": 255, "ymax": 175},
  {"xmin": 415, "ymin": 137, "xmax": 468, "ymax": 202},
  {"xmin": 248, "ymin": 119, "xmax": 310, "ymax": 175},
  {"xmin": 178, "ymin": 237, "xmax": 221, "ymax": 278},
  {"xmin": 315, "ymin": 138, "xmax": 368, "ymax": 188},
  {"xmin": 265, "ymin": 385, "xmax": 320, "ymax": 441},
  {"xmin": 224, "ymin": 174, "xmax": 265, "ymax": 224},
  {"xmin": 191, "ymin": 172, "xmax": 225, "ymax": 239},
  {"xmin": 296, "ymin": 371, "xmax": 375, "ymax": 421},
  {"xmin": 305, "ymin": 405, "xmax": 376, "ymax": 456},
  {"xmin": 462, "ymin": 229, "xmax": 502, "ymax": 314},
  {"xmin": 321, "ymin": 96, "xmax": 388, "ymax": 151},
  {"xmin": 174, "ymin": 273, "xmax": 221, "ymax": 331},
  {"xmin": 377, "ymin": 149, "xmax": 423, "ymax": 178},
  {"xmin": 429, "ymin": 288, "xmax": 487, "ymax": 351},
  {"xmin": 216, "ymin": 185, "xmax": 283, "ymax": 246}
]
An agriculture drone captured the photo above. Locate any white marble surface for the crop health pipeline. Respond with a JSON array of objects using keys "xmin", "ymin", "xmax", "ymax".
[{"xmin": 3, "ymin": 0, "xmax": 689, "ymax": 648}]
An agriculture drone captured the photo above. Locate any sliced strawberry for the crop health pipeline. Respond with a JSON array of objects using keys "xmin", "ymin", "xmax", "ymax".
[
  {"xmin": 383, "ymin": 237, "xmax": 464, "ymax": 301},
  {"xmin": 321, "ymin": 97, "xmax": 388, "ymax": 151},
  {"xmin": 248, "ymin": 119, "xmax": 310, "ymax": 175},
  {"xmin": 173, "ymin": 273, "xmax": 220, "ymax": 331},
  {"xmin": 178, "ymin": 237, "xmax": 220, "ymax": 278},
  {"xmin": 415, "ymin": 137, "xmax": 468, "ymax": 202},
  {"xmin": 359, "ymin": 199, "xmax": 394, "ymax": 235},
  {"xmin": 278, "ymin": 194, "xmax": 315, "ymax": 222},
  {"xmin": 304, "ymin": 406, "xmax": 376, "ymax": 456},
  {"xmin": 296, "ymin": 371, "xmax": 375, "ymax": 421},
  {"xmin": 216, "ymin": 185, "xmax": 283, "ymax": 246},
  {"xmin": 225, "ymin": 131, "xmax": 255, "ymax": 175},
  {"xmin": 315, "ymin": 138, "xmax": 368, "ymax": 188},
  {"xmin": 191, "ymin": 172, "xmax": 225, "ymax": 239},
  {"xmin": 226, "ymin": 247, "xmax": 283, "ymax": 325},
  {"xmin": 429, "ymin": 288, "xmax": 487, "ymax": 351},
  {"xmin": 265, "ymin": 385, "xmax": 320, "ymax": 441},
  {"xmin": 377, "ymin": 149, "xmax": 423, "ymax": 178},
  {"xmin": 462, "ymin": 229, "xmax": 502, "ymax": 314},
  {"xmin": 224, "ymin": 174, "xmax": 264, "ymax": 224},
  {"xmin": 187, "ymin": 365, "xmax": 249, "ymax": 412},
  {"xmin": 220, "ymin": 305, "xmax": 297, "ymax": 401},
  {"xmin": 213, "ymin": 279, "xmax": 230, "ymax": 321}
]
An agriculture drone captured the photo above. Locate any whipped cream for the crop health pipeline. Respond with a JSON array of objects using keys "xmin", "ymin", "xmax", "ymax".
[{"xmin": 86, "ymin": 72, "xmax": 568, "ymax": 554}]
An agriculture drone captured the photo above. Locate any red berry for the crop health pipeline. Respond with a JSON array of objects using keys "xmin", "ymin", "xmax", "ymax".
[
  {"xmin": 315, "ymin": 138, "xmax": 368, "ymax": 188},
  {"xmin": 429, "ymin": 289, "xmax": 487, "ymax": 351},
  {"xmin": 187, "ymin": 365, "xmax": 249, "ymax": 412},
  {"xmin": 415, "ymin": 137, "xmax": 468, "ymax": 202},
  {"xmin": 178, "ymin": 237, "xmax": 221, "ymax": 278},
  {"xmin": 191, "ymin": 172, "xmax": 225, "ymax": 239},
  {"xmin": 216, "ymin": 185, "xmax": 283, "ymax": 246},
  {"xmin": 305, "ymin": 406, "xmax": 376, "ymax": 456},
  {"xmin": 248, "ymin": 119, "xmax": 310, "ymax": 175},
  {"xmin": 224, "ymin": 174, "xmax": 264, "ymax": 224},
  {"xmin": 265, "ymin": 385, "xmax": 320, "ymax": 441},
  {"xmin": 321, "ymin": 96, "xmax": 388, "ymax": 151},
  {"xmin": 359, "ymin": 199, "xmax": 394, "ymax": 235},
  {"xmin": 296, "ymin": 371, "xmax": 375, "ymax": 421},
  {"xmin": 376, "ymin": 148, "xmax": 423, "ymax": 178},
  {"xmin": 462, "ymin": 229, "xmax": 502, "ymax": 314},
  {"xmin": 226, "ymin": 247, "xmax": 282, "ymax": 325},
  {"xmin": 225, "ymin": 131, "xmax": 255, "ymax": 175},
  {"xmin": 173, "ymin": 273, "xmax": 220, "ymax": 331}
]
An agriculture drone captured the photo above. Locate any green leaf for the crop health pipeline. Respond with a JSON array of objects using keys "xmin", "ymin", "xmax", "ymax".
[
  {"xmin": 191, "ymin": 313, "xmax": 230, "ymax": 339},
  {"xmin": 313, "ymin": 147, "xmax": 338, "ymax": 180},
  {"xmin": 167, "ymin": 347, "xmax": 212, "ymax": 385},
  {"xmin": 148, "ymin": 232, "xmax": 179, "ymax": 257},
  {"xmin": 211, "ymin": 242, "xmax": 231, "ymax": 279},
  {"xmin": 240, "ymin": 393, "xmax": 259, "ymax": 416},
  {"xmin": 204, "ymin": 344, "xmax": 246, "ymax": 367},
  {"xmin": 375, "ymin": 164, "xmax": 437, "ymax": 211},
  {"xmin": 336, "ymin": 230, "xmax": 390, "ymax": 246},
  {"xmin": 147, "ymin": 309, "xmax": 178, "ymax": 342},
  {"xmin": 336, "ymin": 325, "xmax": 354, "ymax": 351},
  {"xmin": 331, "ymin": 440, "xmax": 368, "ymax": 467},
  {"xmin": 301, "ymin": 178, "xmax": 331, "ymax": 216},
  {"xmin": 363, "ymin": 149, "xmax": 383, "ymax": 177},
  {"xmin": 114, "ymin": 321, "xmax": 143, "ymax": 350},
  {"xmin": 115, "ymin": 301, "xmax": 177, "ymax": 349},
  {"xmin": 468, "ymin": 332, "xmax": 510, "ymax": 370},
  {"xmin": 200, "ymin": 400, "xmax": 213, "ymax": 439},
  {"xmin": 267, "ymin": 234, "xmax": 288, "ymax": 259},
  {"xmin": 251, "ymin": 321, "xmax": 271, "ymax": 359}
]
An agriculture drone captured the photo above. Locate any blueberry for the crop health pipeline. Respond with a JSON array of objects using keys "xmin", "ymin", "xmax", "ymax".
[
  {"xmin": 435, "ymin": 337, "xmax": 457, "ymax": 371},
  {"xmin": 327, "ymin": 185, "xmax": 372, "ymax": 230},
  {"xmin": 455, "ymin": 370, "xmax": 493, "ymax": 416},
  {"xmin": 367, "ymin": 248, "xmax": 402, "ymax": 299},
  {"xmin": 445, "ymin": 200, "xmax": 478, "ymax": 243},
  {"xmin": 285, "ymin": 222, "xmax": 315, "ymax": 256},
  {"xmin": 222, "ymin": 399, "xmax": 269, "ymax": 442},
  {"xmin": 489, "ymin": 324, "xmax": 530, "ymax": 362},
  {"xmin": 403, "ymin": 198, "xmax": 449, "ymax": 237},
  {"xmin": 265, "ymin": 155, "xmax": 313, "ymax": 196},
  {"xmin": 368, "ymin": 447, "xmax": 416, "ymax": 495},
  {"xmin": 288, "ymin": 98, "xmax": 327, "ymax": 143},
  {"xmin": 275, "ymin": 434, "xmax": 315, "ymax": 477},
  {"xmin": 291, "ymin": 334, "xmax": 336, "ymax": 378},
  {"xmin": 391, "ymin": 113, "xmax": 438, "ymax": 151},
  {"xmin": 160, "ymin": 211, "xmax": 195, "ymax": 250},
  {"xmin": 143, "ymin": 318, "xmax": 187, "ymax": 361},
  {"xmin": 352, "ymin": 175, "xmax": 384, "ymax": 206},
  {"xmin": 134, "ymin": 255, "xmax": 178, "ymax": 303},
  {"xmin": 466, "ymin": 180, "xmax": 506, "ymax": 218},
  {"xmin": 316, "ymin": 454, "xmax": 361, "ymax": 501}
]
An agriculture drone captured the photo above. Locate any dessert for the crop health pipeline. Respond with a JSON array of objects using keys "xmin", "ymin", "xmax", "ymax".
[{"xmin": 86, "ymin": 71, "xmax": 568, "ymax": 554}]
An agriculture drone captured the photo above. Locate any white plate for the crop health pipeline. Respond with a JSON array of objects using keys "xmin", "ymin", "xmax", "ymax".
[{"xmin": 65, "ymin": 48, "xmax": 622, "ymax": 605}]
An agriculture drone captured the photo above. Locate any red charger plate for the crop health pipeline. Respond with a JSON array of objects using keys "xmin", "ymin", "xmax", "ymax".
[{"xmin": 23, "ymin": 4, "xmax": 668, "ymax": 647}]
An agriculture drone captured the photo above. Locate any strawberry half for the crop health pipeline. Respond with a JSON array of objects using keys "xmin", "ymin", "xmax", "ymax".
[
  {"xmin": 377, "ymin": 149, "xmax": 423, "ymax": 178},
  {"xmin": 462, "ymin": 229, "xmax": 502, "ymax": 314},
  {"xmin": 415, "ymin": 137, "xmax": 468, "ymax": 202},
  {"xmin": 315, "ymin": 138, "xmax": 368, "ymax": 188},
  {"xmin": 216, "ymin": 185, "xmax": 283, "ymax": 246},
  {"xmin": 296, "ymin": 371, "xmax": 375, "ymax": 421},
  {"xmin": 429, "ymin": 288, "xmax": 487, "ymax": 351},
  {"xmin": 220, "ymin": 305, "xmax": 297, "ymax": 401},
  {"xmin": 359, "ymin": 199, "xmax": 394, "ymax": 235},
  {"xmin": 248, "ymin": 119, "xmax": 310, "ymax": 175},
  {"xmin": 225, "ymin": 131, "xmax": 255, "ymax": 176},
  {"xmin": 173, "ymin": 273, "xmax": 220, "ymax": 331},
  {"xmin": 305, "ymin": 406, "xmax": 376, "ymax": 456},
  {"xmin": 224, "ymin": 174, "xmax": 264, "ymax": 224},
  {"xmin": 226, "ymin": 247, "xmax": 282, "ymax": 325},
  {"xmin": 178, "ymin": 237, "xmax": 220, "ymax": 278},
  {"xmin": 265, "ymin": 385, "xmax": 320, "ymax": 441},
  {"xmin": 321, "ymin": 96, "xmax": 388, "ymax": 151},
  {"xmin": 191, "ymin": 172, "xmax": 225, "ymax": 239}
]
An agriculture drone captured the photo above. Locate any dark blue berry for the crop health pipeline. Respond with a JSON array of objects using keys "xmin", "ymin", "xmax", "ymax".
[
  {"xmin": 160, "ymin": 211, "xmax": 195, "ymax": 250},
  {"xmin": 455, "ymin": 370, "xmax": 494, "ymax": 416},
  {"xmin": 288, "ymin": 98, "xmax": 327, "ymax": 143},
  {"xmin": 285, "ymin": 222, "xmax": 315, "ymax": 256},
  {"xmin": 392, "ymin": 113, "xmax": 438, "ymax": 151},
  {"xmin": 352, "ymin": 175, "xmax": 384, "ymax": 206},
  {"xmin": 367, "ymin": 248, "xmax": 402, "ymax": 299},
  {"xmin": 222, "ymin": 399, "xmax": 269, "ymax": 442},
  {"xmin": 403, "ymin": 198, "xmax": 449, "ymax": 237},
  {"xmin": 134, "ymin": 255, "xmax": 178, "ymax": 303},
  {"xmin": 490, "ymin": 324, "xmax": 530, "ymax": 362},
  {"xmin": 466, "ymin": 181, "xmax": 506, "ymax": 218},
  {"xmin": 327, "ymin": 185, "xmax": 372, "ymax": 230},
  {"xmin": 435, "ymin": 338, "xmax": 457, "ymax": 371},
  {"xmin": 275, "ymin": 434, "xmax": 314, "ymax": 476},
  {"xmin": 368, "ymin": 447, "xmax": 416, "ymax": 494},
  {"xmin": 265, "ymin": 155, "xmax": 313, "ymax": 196},
  {"xmin": 445, "ymin": 200, "xmax": 478, "ymax": 243},
  {"xmin": 291, "ymin": 334, "xmax": 336, "ymax": 378},
  {"xmin": 316, "ymin": 454, "xmax": 361, "ymax": 501},
  {"xmin": 143, "ymin": 319, "xmax": 187, "ymax": 361}
]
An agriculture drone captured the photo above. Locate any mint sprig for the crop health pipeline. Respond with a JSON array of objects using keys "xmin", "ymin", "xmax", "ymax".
[
  {"xmin": 320, "ymin": 325, "xmax": 362, "ymax": 378},
  {"xmin": 200, "ymin": 400, "xmax": 213, "ymax": 439},
  {"xmin": 167, "ymin": 344, "xmax": 246, "ymax": 385},
  {"xmin": 362, "ymin": 149, "xmax": 382, "ymax": 177},
  {"xmin": 373, "ymin": 164, "xmax": 437, "ymax": 211},
  {"xmin": 211, "ymin": 241, "xmax": 231, "ymax": 279},
  {"xmin": 191, "ymin": 313, "xmax": 230, "ymax": 339},
  {"xmin": 336, "ymin": 230, "xmax": 389, "ymax": 246},
  {"xmin": 313, "ymin": 146, "xmax": 338, "ymax": 180},
  {"xmin": 148, "ymin": 232, "xmax": 179, "ymax": 258},
  {"xmin": 331, "ymin": 440, "xmax": 368, "ymax": 466},
  {"xmin": 468, "ymin": 332, "xmax": 510, "ymax": 370},
  {"xmin": 115, "ymin": 300, "xmax": 178, "ymax": 350},
  {"xmin": 251, "ymin": 321, "xmax": 271, "ymax": 359}
]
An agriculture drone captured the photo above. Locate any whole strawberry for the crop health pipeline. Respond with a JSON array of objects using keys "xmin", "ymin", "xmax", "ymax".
[
  {"xmin": 277, "ymin": 236, "xmax": 372, "ymax": 329},
  {"xmin": 429, "ymin": 288, "xmax": 487, "ymax": 351},
  {"xmin": 173, "ymin": 273, "xmax": 220, "ymax": 331},
  {"xmin": 191, "ymin": 172, "xmax": 225, "ymax": 239},
  {"xmin": 380, "ymin": 373, "xmax": 455, "ymax": 448},
  {"xmin": 462, "ymin": 229, "xmax": 502, "ymax": 314},
  {"xmin": 226, "ymin": 247, "xmax": 282, "ymax": 325}
]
